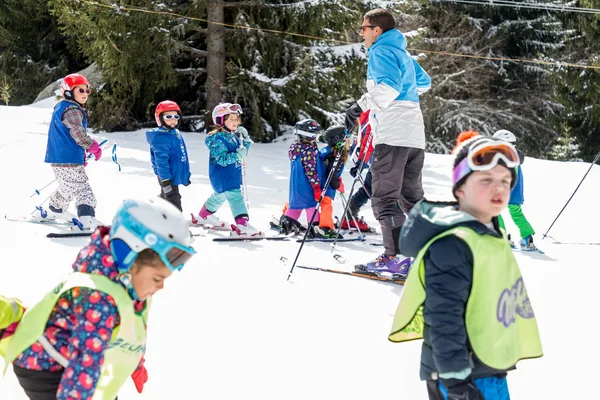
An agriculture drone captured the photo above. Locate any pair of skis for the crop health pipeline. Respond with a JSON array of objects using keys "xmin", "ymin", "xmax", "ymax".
[
  {"xmin": 4, "ymin": 213, "xmax": 94, "ymax": 238},
  {"xmin": 191, "ymin": 224, "xmax": 366, "ymax": 243},
  {"xmin": 280, "ymin": 256, "xmax": 405, "ymax": 286}
]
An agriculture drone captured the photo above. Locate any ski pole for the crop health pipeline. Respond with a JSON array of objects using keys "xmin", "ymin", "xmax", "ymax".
[
  {"xmin": 237, "ymin": 128, "xmax": 252, "ymax": 211},
  {"xmin": 287, "ymin": 145, "xmax": 346, "ymax": 281},
  {"xmin": 331, "ymin": 127, "xmax": 374, "ymax": 251},
  {"xmin": 30, "ymin": 180, "xmax": 56, "ymax": 198},
  {"xmin": 339, "ymin": 192, "xmax": 364, "ymax": 237},
  {"xmin": 242, "ymin": 160, "xmax": 249, "ymax": 210},
  {"xmin": 30, "ymin": 139, "xmax": 108, "ymax": 215},
  {"xmin": 542, "ymin": 149, "xmax": 600, "ymax": 240}
]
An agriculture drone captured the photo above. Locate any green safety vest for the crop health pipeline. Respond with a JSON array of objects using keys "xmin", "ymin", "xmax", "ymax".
[
  {"xmin": 389, "ymin": 226, "xmax": 543, "ymax": 371},
  {"xmin": 1, "ymin": 272, "xmax": 149, "ymax": 399}
]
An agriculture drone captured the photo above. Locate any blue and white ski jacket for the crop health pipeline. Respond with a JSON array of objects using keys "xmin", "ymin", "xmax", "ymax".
[
  {"xmin": 205, "ymin": 130, "xmax": 251, "ymax": 194},
  {"xmin": 357, "ymin": 29, "xmax": 432, "ymax": 149},
  {"xmin": 146, "ymin": 127, "xmax": 191, "ymax": 186}
]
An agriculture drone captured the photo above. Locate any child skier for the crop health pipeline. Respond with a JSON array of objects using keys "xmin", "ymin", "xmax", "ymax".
[
  {"xmin": 276, "ymin": 119, "xmax": 323, "ymax": 236},
  {"xmin": 317, "ymin": 125, "xmax": 349, "ymax": 238},
  {"xmin": 192, "ymin": 103, "xmax": 262, "ymax": 237},
  {"xmin": 43, "ymin": 73, "xmax": 103, "ymax": 229},
  {"xmin": 0, "ymin": 197, "xmax": 196, "ymax": 400},
  {"xmin": 389, "ymin": 135, "xmax": 543, "ymax": 400},
  {"xmin": 492, "ymin": 129, "xmax": 541, "ymax": 252},
  {"xmin": 146, "ymin": 100, "xmax": 191, "ymax": 212}
]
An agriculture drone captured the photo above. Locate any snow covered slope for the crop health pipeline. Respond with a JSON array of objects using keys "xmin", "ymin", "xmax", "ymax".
[{"xmin": 0, "ymin": 99, "xmax": 598, "ymax": 399}]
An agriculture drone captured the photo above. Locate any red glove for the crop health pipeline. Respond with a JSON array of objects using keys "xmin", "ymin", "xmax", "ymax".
[
  {"xmin": 88, "ymin": 140, "xmax": 102, "ymax": 161},
  {"xmin": 338, "ymin": 178, "xmax": 345, "ymax": 194},
  {"xmin": 131, "ymin": 358, "xmax": 148, "ymax": 393},
  {"xmin": 312, "ymin": 183, "xmax": 322, "ymax": 201}
]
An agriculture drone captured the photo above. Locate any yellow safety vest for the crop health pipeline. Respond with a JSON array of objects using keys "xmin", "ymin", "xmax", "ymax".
[
  {"xmin": 1, "ymin": 272, "xmax": 149, "ymax": 399},
  {"xmin": 389, "ymin": 226, "xmax": 543, "ymax": 370}
]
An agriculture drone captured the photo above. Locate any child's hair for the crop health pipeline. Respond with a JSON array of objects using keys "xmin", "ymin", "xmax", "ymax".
[
  {"xmin": 131, "ymin": 248, "xmax": 165, "ymax": 270},
  {"xmin": 208, "ymin": 114, "xmax": 237, "ymax": 135},
  {"xmin": 332, "ymin": 146, "xmax": 349, "ymax": 164}
]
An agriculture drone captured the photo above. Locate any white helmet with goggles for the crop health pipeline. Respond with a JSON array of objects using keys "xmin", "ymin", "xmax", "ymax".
[
  {"xmin": 109, "ymin": 198, "xmax": 196, "ymax": 273},
  {"xmin": 212, "ymin": 103, "xmax": 243, "ymax": 127}
]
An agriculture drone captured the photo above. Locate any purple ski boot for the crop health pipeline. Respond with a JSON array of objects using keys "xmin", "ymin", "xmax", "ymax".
[{"xmin": 355, "ymin": 254, "xmax": 412, "ymax": 279}]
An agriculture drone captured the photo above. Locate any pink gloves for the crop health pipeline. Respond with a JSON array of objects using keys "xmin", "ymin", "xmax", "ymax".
[{"xmin": 88, "ymin": 140, "xmax": 102, "ymax": 161}]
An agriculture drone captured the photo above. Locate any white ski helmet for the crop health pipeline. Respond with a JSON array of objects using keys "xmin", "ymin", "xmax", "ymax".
[
  {"xmin": 493, "ymin": 129, "xmax": 517, "ymax": 143},
  {"xmin": 109, "ymin": 198, "xmax": 196, "ymax": 273}
]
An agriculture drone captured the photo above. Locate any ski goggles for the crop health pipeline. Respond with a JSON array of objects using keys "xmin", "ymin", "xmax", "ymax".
[
  {"xmin": 333, "ymin": 131, "xmax": 352, "ymax": 148},
  {"xmin": 163, "ymin": 114, "xmax": 180, "ymax": 120},
  {"xmin": 217, "ymin": 103, "xmax": 243, "ymax": 115},
  {"xmin": 452, "ymin": 138, "xmax": 520, "ymax": 185},
  {"xmin": 76, "ymin": 87, "xmax": 91, "ymax": 94}
]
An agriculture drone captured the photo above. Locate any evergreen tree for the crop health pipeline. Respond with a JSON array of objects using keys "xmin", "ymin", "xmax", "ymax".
[
  {"xmin": 0, "ymin": 0, "xmax": 82, "ymax": 105},
  {"xmin": 417, "ymin": 1, "xmax": 571, "ymax": 157},
  {"xmin": 551, "ymin": 0, "xmax": 600, "ymax": 162}
]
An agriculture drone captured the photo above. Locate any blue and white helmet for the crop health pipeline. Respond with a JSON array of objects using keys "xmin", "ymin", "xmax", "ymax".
[{"xmin": 109, "ymin": 198, "xmax": 196, "ymax": 273}]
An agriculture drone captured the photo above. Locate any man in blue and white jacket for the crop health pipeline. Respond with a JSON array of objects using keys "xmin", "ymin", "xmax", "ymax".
[{"xmin": 346, "ymin": 8, "xmax": 431, "ymax": 274}]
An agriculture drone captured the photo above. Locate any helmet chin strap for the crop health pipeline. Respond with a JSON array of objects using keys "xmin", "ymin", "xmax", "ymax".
[{"xmin": 118, "ymin": 272, "xmax": 140, "ymax": 301}]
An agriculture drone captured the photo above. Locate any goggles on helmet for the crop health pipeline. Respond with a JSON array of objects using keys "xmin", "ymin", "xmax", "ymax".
[
  {"xmin": 331, "ymin": 131, "xmax": 352, "ymax": 149},
  {"xmin": 452, "ymin": 139, "xmax": 520, "ymax": 186},
  {"xmin": 118, "ymin": 211, "xmax": 196, "ymax": 272},
  {"xmin": 216, "ymin": 103, "xmax": 242, "ymax": 116}
]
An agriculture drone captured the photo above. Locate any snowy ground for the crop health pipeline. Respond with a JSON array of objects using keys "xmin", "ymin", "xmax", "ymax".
[{"xmin": 0, "ymin": 98, "xmax": 598, "ymax": 399}]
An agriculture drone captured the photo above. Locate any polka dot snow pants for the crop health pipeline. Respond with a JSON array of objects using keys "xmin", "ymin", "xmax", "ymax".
[{"xmin": 49, "ymin": 165, "xmax": 97, "ymax": 212}]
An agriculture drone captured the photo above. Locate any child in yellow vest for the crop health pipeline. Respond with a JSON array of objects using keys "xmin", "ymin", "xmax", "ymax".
[
  {"xmin": 388, "ymin": 135, "xmax": 543, "ymax": 400},
  {"xmin": 0, "ymin": 197, "xmax": 196, "ymax": 400}
]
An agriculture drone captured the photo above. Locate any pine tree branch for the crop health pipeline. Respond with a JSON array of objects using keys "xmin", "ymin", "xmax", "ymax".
[
  {"xmin": 174, "ymin": 67, "xmax": 207, "ymax": 75},
  {"xmin": 170, "ymin": 38, "xmax": 207, "ymax": 57}
]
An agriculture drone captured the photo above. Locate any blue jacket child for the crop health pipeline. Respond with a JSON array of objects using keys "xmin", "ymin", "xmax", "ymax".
[
  {"xmin": 194, "ymin": 103, "xmax": 262, "ymax": 236},
  {"xmin": 146, "ymin": 100, "xmax": 191, "ymax": 212}
]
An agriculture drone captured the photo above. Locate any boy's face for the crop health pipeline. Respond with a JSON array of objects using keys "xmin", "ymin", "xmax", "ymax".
[
  {"xmin": 73, "ymin": 85, "xmax": 90, "ymax": 105},
  {"xmin": 455, "ymin": 165, "xmax": 512, "ymax": 223},
  {"xmin": 162, "ymin": 110, "xmax": 179, "ymax": 128},
  {"xmin": 224, "ymin": 114, "xmax": 240, "ymax": 132}
]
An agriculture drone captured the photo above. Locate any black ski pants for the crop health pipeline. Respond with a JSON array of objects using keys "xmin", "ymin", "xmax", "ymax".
[
  {"xmin": 13, "ymin": 365, "xmax": 118, "ymax": 400},
  {"xmin": 370, "ymin": 144, "xmax": 425, "ymax": 256}
]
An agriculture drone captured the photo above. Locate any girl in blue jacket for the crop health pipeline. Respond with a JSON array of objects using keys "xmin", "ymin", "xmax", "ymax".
[
  {"xmin": 192, "ymin": 103, "xmax": 262, "ymax": 237},
  {"xmin": 146, "ymin": 100, "xmax": 191, "ymax": 212}
]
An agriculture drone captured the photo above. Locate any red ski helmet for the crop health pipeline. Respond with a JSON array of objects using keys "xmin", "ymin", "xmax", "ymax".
[
  {"xmin": 155, "ymin": 100, "xmax": 182, "ymax": 127},
  {"xmin": 60, "ymin": 74, "xmax": 90, "ymax": 101}
]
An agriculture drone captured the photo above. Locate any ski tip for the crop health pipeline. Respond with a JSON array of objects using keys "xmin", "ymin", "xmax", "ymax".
[{"xmin": 47, "ymin": 231, "xmax": 93, "ymax": 238}]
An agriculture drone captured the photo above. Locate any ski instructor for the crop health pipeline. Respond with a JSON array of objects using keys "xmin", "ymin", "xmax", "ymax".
[{"xmin": 345, "ymin": 8, "xmax": 431, "ymax": 274}]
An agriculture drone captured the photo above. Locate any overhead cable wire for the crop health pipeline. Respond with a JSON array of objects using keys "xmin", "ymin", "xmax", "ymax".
[{"xmin": 78, "ymin": 0, "xmax": 600, "ymax": 70}]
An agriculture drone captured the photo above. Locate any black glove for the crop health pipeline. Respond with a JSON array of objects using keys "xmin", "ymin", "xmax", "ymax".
[
  {"xmin": 160, "ymin": 179, "xmax": 173, "ymax": 194},
  {"xmin": 345, "ymin": 103, "xmax": 362, "ymax": 132},
  {"xmin": 349, "ymin": 165, "xmax": 359, "ymax": 178},
  {"xmin": 442, "ymin": 379, "xmax": 484, "ymax": 400}
]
